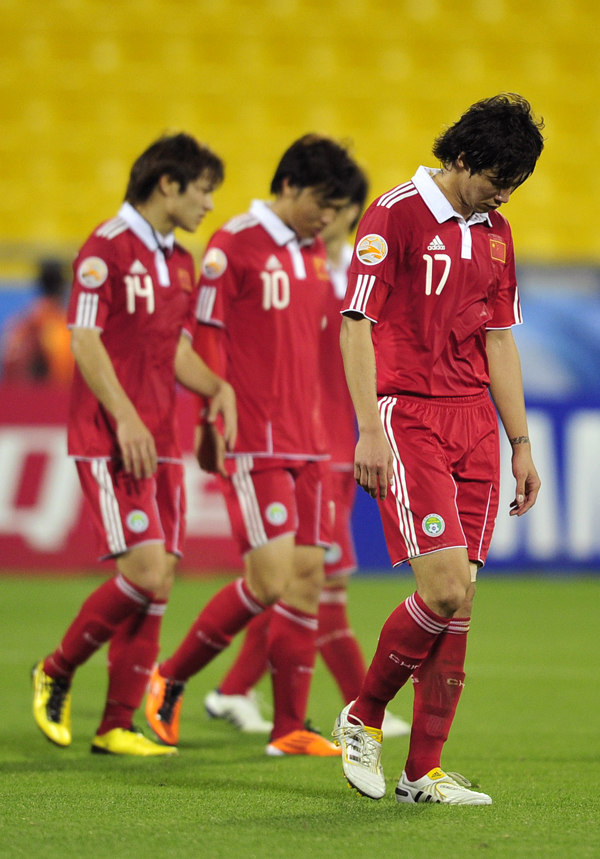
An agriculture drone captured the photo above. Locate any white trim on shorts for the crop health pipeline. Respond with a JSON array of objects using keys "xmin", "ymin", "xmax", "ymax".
[
  {"xmin": 231, "ymin": 455, "xmax": 269, "ymax": 549},
  {"xmin": 379, "ymin": 396, "xmax": 420, "ymax": 558},
  {"xmin": 91, "ymin": 460, "xmax": 127, "ymax": 555}
]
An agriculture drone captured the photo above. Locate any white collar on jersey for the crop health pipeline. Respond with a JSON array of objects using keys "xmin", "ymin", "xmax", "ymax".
[
  {"xmin": 412, "ymin": 166, "xmax": 491, "ymax": 228},
  {"xmin": 249, "ymin": 199, "xmax": 313, "ymax": 280},
  {"xmin": 117, "ymin": 202, "xmax": 175, "ymax": 287},
  {"xmin": 412, "ymin": 166, "xmax": 491, "ymax": 261}
]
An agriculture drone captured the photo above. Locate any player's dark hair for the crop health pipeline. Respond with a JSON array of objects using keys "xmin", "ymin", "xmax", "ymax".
[
  {"xmin": 432, "ymin": 94, "xmax": 545, "ymax": 186},
  {"xmin": 270, "ymin": 134, "xmax": 360, "ymax": 201},
  {"xmin": 125, "ymin": 133, "xmax": 225, "ymax": 204}
]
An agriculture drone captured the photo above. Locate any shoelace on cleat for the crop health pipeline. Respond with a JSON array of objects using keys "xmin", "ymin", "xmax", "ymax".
[
  {"xmin": 157, "ymin": 680, "xmax": 185, "ymax": 723},
  {"xmin": 332, "ymin": 721, "xmax": 381, "ymax": 771},
  {"xmin": 46, "ymin": 676, "xmax": 70, "ymax": 724},
  {"xmin": 445, "ymin": 771, "xmax": 472, "ymax": 788}
]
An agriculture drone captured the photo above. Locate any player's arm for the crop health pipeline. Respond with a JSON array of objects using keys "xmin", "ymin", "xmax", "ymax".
[
  {"xmin": 70, "ymin": 328, "xmax": 156, "ymax": 479},
  {"xmin": 486, "ymin": 327, "xmax": 540, "ymax": 516},
  {"xmin": 174, "ymin": 333, "xmax": 237, "ymax": 477},
  {"xmin": 340, "ymin": 314, "xmax": 394, "ymax": 500}
]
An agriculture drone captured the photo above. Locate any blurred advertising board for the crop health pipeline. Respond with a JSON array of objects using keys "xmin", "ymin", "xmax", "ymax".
[
  {"xmin": 1, "ymin": 383, "xmax": 599, "ymax": 574},
  {"xmin": 0, "ymin": 384, "xmax": 240, "ymax": 574},
  {"xmin": 352, "ymin": 397, "xmax": 600, "ymax": 572}
]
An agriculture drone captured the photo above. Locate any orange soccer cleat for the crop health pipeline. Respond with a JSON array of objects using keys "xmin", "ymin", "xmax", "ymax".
[
  {"xmin": 145, "ymin": 665, "xmax": 185, "ymax": 746},
  {"xmin": 266, "ymin": 726, "xmax": 342, "ymax": 757}
]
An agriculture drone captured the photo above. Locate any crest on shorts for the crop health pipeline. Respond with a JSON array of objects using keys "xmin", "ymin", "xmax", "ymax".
[
  {"xmin": 324, "ymin": 541, "xmax": 342, "ymax": 565},
  {"xmin": 126, "ymin": 510, "xmax": 149, "ymax": 533},
  {"xmin": 202, "ymin": 247, "xmax": 227, "ymax": 279},
  {"xmin": 422, "ymin": 513, "xmax": 445, "ymax": 537},
  {"xmin": 265, "ymin": 502, "xmax": 288, "ymax": 526},
  {"xmin": 356, "ymin": 234, "xmax": 388, "ymax": 266},
  {"xmin": 77, "ymin": 256, "xmax": 108, "ymax": 288}
]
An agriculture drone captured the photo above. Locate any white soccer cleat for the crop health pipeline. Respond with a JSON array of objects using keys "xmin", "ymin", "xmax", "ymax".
[
  {"xmin": 332, "ymin": 701, "xmax": 386, "ymax": 800},
  {"xmin": 382, "ymin": 709, "xmax": 411, "ymax": 738},
  {"xmin": 395, "ymin": 768, "xmax": 492, "ymax": 805},
  {"xmin": 204, "ymin": 689, "xmax": 273, "ymax": 734}
]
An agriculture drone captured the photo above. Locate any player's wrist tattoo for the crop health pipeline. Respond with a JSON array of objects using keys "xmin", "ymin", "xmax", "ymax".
[{"xmin": 510, "ymin": 436, "xmax": 530, "ymax": 446}]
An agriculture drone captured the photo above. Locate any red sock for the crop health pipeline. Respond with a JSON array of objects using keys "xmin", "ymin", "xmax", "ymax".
[
  {"xmin": 44, "ymin": 574, "xmax": 154, "ymax": 681},
  {"xmin": 351, "ymin": 592, "xmax": 450, "ymax": 729},
  {"xmin": 96, "ymin": 600, "xmax": 168, "ymax": 736},
  {"xmin": 268, "ymin": 602, "xmax": 318, "ymax": 740},
  {"xmin": 219, "ymin": 607, "xmax": 271, "ymax": 695},
  {"xmin": 317, "ymin": 588, "xmax": 366, "ymax": 703},
  {"xmin": 160, "ymin": 578, "xmax": 265, "ymax": 682},
  {"xmin": 404, "ymin": 617, "xmax": 469, "ymax": 781}
]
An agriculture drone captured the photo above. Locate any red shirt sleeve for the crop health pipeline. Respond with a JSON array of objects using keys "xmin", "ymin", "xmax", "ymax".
[
  {"xmin": 195, "ymin": 230, "xmax": 245, "ymax": 328},
  {"xmin": 486, "ymin": 226, "xmax": 522, "ymax": 329},
  {"xmin": 67, "ymin": 235, "xmax": 118, "ymax": 330},
  {"xmin": 341, "ymin": 201, "xmax": 402, "ymax": 322}
]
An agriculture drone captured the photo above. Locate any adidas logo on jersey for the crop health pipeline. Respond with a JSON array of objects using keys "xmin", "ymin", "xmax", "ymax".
[
  {"xmin": 130, "ymin": 260, "xmax": 147, "ymax": 274},
  {"xmin": 265, "ymin": 255, "xmax": 283, "ymax": 271},
  {"xmin": 427, "ymin": 236, "xmax": 446, "ymax": 251}
]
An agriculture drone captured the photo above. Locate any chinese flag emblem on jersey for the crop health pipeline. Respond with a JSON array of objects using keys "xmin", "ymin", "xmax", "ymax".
[
  {"xmin": 178, "ymin": 268, "xmax": 193, "ymax": 291},
  {"xmin": 490, "ymin": 239, "xmax": 506, "ymax": 263},
  {"xmin": 313, "ymin": 257, "xmax": 330, "ymax": 281}
]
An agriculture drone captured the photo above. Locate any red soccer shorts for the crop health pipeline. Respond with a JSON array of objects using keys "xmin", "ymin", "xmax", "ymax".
[
  {"xmin": 324, "ymin": 468, "xmax": 358, "ymax": 578},
  {"xmin": 218, "ymin": 456, "xmax": 333, "ymax": 557},
  {"xmin": 76, "ymin": 459, "xmax": 186, "ymax": 560},
  {"xmin": 377, "ymin": 391, "xmax": 500, "ymax": 567}
]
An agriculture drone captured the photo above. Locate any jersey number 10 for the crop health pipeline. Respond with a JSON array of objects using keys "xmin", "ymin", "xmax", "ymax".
[
  {"xmin": 125, "ymin": 274, "xmax": 155, "ymax": 314},
  {"xmin": 260, "ymin": 270, "xmax": 290, "ymax": 310},
  {"xmin": 422, "ymin": 253, "xmax": 451, "ymax": 296}
]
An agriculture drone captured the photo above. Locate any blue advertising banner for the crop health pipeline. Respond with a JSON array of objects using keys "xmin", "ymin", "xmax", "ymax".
[{"xmin": 352, "ymin": 399, "xmax": 600, "ymax": 573}]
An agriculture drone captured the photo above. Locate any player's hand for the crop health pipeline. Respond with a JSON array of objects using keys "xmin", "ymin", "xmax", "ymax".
[
  {"xmin": 354, "ymin": 428, "xmax": 395, "ymax": 500},
  {"xmin": 195, "ymin": 423, "xmax": 228, "ymax": 478},
  {"xmin": 206, "ymin": 380, "xmax": 237, "ymax": 452},
  {"xmin": 116, "ymin": 411, "xmax": 157, "ymax": 479},
  {"xmin": 509, "ymin": 444, "xmax": 541, "ymax": 516}
]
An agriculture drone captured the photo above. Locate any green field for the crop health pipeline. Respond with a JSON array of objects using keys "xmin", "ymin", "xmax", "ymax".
[{"xmin": 1, "ymin": 573, "xmax": 599, "ymax": 859}]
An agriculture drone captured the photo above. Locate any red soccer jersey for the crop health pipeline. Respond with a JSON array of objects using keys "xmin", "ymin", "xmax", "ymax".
[
  {"xmin": 195, "ymin": 200, "xmax": 331, "ymax": 459},
  {"xmin": 321, "ymin": 244, "xmax": 356, "ymax": 468},
  {"xmin": 342, "ymin": 166, "xmax": 522, "ymax": 398},
  {"xmin": 67, "ymin": 203, "xmax": 197, "ymax": 460}
]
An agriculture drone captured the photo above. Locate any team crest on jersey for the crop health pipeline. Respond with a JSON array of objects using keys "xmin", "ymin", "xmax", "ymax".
[
  {"xmin": 202, "ymin": 248, "xmax": 227, "ymax": 279},
  {"xmin": 126, "ymin": 510, "xmax": 149, "ymax": 533},
  {"xmin": 77, "ymin": 256, "xmax": 108, "ymax": 288},
  {"xmin": 178, "ymin": 268, "xmax": 192, "ymax": 292},
  {"xmin": 265, "ymin": 502, "xmax": 288, "ymax": 527},
  {"xmin": 422, "ymin": 513, "xmax": 445, "ymax": 538},
  {"xmin": 489, "ymin": 237, "xmax": 507, "ymax": 263},
  {"xmin": 356, "ymin": 234, "xmax": 388, "ymax": 266}
]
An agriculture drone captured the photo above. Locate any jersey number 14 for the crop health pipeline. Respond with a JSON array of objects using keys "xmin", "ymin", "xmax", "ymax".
[{"xmin": 125, "ymin": 274, "xmax": 155, "ymax": 314}]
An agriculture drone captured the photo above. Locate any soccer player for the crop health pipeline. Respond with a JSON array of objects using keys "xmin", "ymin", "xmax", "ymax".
[
  {"xmin": 145, "ymin": 135, "xmax": 362, "ymax": 756},
  {"xmin": 332, "ymin": 94, "xmax": 544, "ymax": 804},
  {"xmin": 32, "ymin": 133, "xmax": 236, "ymax": 756},
  {"xmin": 202, "ymin": 172, "xmax": 410, "ymax": 738}
]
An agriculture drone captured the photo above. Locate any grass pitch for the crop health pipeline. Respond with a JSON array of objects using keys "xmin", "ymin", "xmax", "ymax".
[{"xmin": 0, "ymin": 573, "xmax": 599, "ymax": 859}]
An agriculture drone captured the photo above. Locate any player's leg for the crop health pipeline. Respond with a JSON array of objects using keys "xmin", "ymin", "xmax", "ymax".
[
  {"xmin": 333, "ymin": 396, "xmax": 472, "ymax": 797},
  {"xmin": 402, "ymin": 564, "xmax": 475, "ymax": 783},
  {"xmin": 33, "ymin": 461, "xmax": 170, "ymax": 748},
  {"xmin": 266, "ymin": 460, "xmax": 340, "ymax": 757},
  {"xmin": 395, "ymin": 396, "xmax": 499, "ymax": 804},
  {"xmin": 204, "ymin": 607, "xmax": 273, "ymax": 733},
  {"xmin": 146, "ymin": 463, "xmax": 297, "ymax": 744}
]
